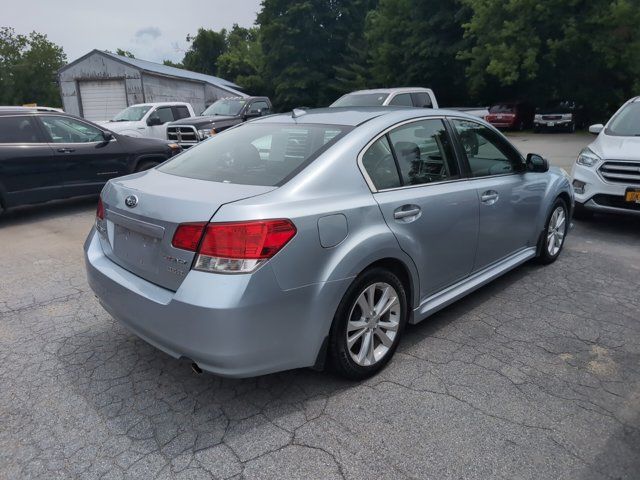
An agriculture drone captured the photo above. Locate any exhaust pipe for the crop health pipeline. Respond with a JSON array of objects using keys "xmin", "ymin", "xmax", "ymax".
[{"xmin": 191, "ymin": 362, "xmax": 203, "ymax": 375}]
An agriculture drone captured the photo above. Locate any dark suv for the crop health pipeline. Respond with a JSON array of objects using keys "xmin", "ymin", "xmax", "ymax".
[
  {"xmin": 0, "ymin": 109, "xmax": 181, "ymax": 215},
  {"xmin": 167, "ymin": 96, "xmax": 272, "ymax": 148}
]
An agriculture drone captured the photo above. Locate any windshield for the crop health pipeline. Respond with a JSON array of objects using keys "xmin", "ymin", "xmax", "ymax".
[
  {"xmin": 112, "ymin": 105, "xmax": 152, "ymax": 122},
  {"xmin": 606, "ymin": 101, "xmax": 640, "ymax": 136},
  {"xmin": 537, "ymin": 101, "xmax": 575, "ymax": 114},
  {"xmin": 159, "ymin": 123, "xmax": 351, "ymax": 186},
  {"xmin": 489, "ymin": 104, "xmax": 515, "ymax": 113},
  {"xmin": 330, "ymin": 93, "xmax": 389, "ymax": 107},
  {"xmin": 202, "ymin": 99, "xmax": 246, "ymax": 116}
]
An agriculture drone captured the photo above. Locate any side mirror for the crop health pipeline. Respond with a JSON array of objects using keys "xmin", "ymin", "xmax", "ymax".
[
  {"xmin": 147, "ymin": 116, "xmax": 162, "ymax": 126},
  {"xmin": 102, "ymin": 131, "xmax": 113, "ymax": 141},
  {"xmin": 588, "ymin": 124, "xmax": 604, "ymax": 135},
  {"xmin": 526, "ymin": 153, "xmax": 549, "ymax": 173}
]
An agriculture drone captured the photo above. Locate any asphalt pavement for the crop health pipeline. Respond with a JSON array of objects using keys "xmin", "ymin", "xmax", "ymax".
[{"xmin": 1, "ymin": 133, "xmax": 639, "ymax": 480}]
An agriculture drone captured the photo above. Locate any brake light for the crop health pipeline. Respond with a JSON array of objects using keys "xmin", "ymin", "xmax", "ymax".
[
  {"xmin": 172, "ymin": 222, "xmax": 206, "ymax": 251},
  {"xmin": 96, "ymin": 198, "xmax": 104, "ymax": 220},
  {"xmin": 172, "ymin": 219, "xmax": 297, "ymax": 273}
]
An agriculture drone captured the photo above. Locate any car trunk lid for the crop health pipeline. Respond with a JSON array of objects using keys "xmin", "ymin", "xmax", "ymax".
[{"xmin": 97, "ymin": 169, "xmax": 276, "ymax": 291}]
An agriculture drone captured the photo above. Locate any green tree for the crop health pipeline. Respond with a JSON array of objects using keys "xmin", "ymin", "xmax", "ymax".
[
  {"xmin": 364, "ymin": 0, "xmax": 471, "ymax": 106},
  {"xmin": 115, "ymin": 48, "xmax": 135, "ymax": 58},
  {"xmin": 217, "ymin": 25, "xmax": 266, "ymax": 94},
  {"xmin": 162, "ymin": 59, "xmax": 184, "ymax": 68},
  {"xmin": 0, "ymin": 27, "xmax": 66, "ymax": 107},
  {"xmin": 460, "ymin": 0, "xmax": 640, "ymax": 118},
  {"xmin": 183, "ymin": 28, "xmax": 228, "ymax": 76},
  {"xmin": 258, "ymin": 0, "xmax": 377, "ymax": 110}
]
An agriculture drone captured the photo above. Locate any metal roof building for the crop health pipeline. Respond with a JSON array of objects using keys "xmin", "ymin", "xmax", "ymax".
[{"xmin": 58, "ymin": 49, "xmax": 246, "ymax": 121}]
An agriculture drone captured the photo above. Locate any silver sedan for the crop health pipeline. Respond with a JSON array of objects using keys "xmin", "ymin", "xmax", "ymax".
[{"xmin": 85, "ymin": 107, "xmax": 573, "ymax": 379}]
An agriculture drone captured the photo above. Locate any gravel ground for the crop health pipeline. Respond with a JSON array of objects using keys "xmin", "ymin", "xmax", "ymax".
[{"xmin": 1, "ymin": 134, "xmax": 639, "ymax": 480}]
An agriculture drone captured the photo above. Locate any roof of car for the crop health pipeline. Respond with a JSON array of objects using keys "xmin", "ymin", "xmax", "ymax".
[
  {"xmin": 344, "ymin": 87, "xmax": 433, "ymax": 95},
  {"xmin": 255, "ymin": 106, "xmax": 476, "ymax": 127},
  {"xmin": 126, "ymin": 102, "xmax": 191, "ymax": 107}
]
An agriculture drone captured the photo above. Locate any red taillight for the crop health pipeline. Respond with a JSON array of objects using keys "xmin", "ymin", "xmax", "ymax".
[
  {"xmin": 172, "ymin": 222, "xmax": 206, "ymax": 251},
  {"xmin": 96, "ymin": 198, "xmax": 104, "ymax": 220},
  {"xmin": 199, "ymin": 220, "xmax": 297, "ymax": 259},
  {"xmin": 172, "ymin": 219, "xmax": 297, "ymax": 273}
]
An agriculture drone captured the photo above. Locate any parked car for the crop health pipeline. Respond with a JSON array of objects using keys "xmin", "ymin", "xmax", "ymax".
[
  {"xmin": 101, "ymin": 102, "xmax": 195, "ymax": 139},
  {"xmin": 485, "ymin": 102, "xmax": 534, "ymax": 130},
  {"xmin": 330, "ymin": 88, "xmax": 489, "ymax": 119},
  {"xmin": 534, "ymin": 101, "xmax": 584, "ymax": 133},
  {"xmin": 0, "ymin": 109, "xmax": 181, "ymax": 215},
  {"xmin": 166, "ymin": 97, "xmax": 272, "ymax": 148},
  {"xmin": 330, "ymin": 88, "xmax": 439, "ymax": 109},
  {"xmin": 85, "ymin": 107, "xmax": 573, "ymax": 380},
  {"xmin": 571, "ymin": 96, "xmax": 640, "ymax": 218}
]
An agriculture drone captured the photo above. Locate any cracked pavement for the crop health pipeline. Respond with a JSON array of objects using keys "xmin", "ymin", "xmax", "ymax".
[{"xmin": 1, "ymin": 136, "xmax": 639, "ymax": 479}]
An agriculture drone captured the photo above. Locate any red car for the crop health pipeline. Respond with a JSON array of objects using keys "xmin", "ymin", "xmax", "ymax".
[{"xmin": 485, "ymin": 102, "xmax": 534, "ymax": 130}]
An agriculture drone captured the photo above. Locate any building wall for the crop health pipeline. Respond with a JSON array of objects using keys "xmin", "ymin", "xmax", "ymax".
[
  {"xmin": 141, "ymin": 74, "xmax": 206, "ymax": 114},
  {"xmin": 59, "ymin": 54, "xmax": 144, "ymax": 116}
]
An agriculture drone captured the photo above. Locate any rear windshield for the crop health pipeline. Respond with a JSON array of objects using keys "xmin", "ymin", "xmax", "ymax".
[
  {"xmin": 159, "ymin": 123, "xmax": 351, "ymax": 186},
  {"xmin": 606, "ymin": 101, "xmax": 640, "ymax": 136},
  {"xmin": 489, "ymin": 104, "xmax": 515, "ymax": 113},
  {"xmin": 331, "ymin": 93, "xmax": 389, "ymax": 107}
]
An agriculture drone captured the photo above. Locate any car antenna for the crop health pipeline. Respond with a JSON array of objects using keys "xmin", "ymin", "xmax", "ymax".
[{"xmin": 291, "ymin": 107, "xmax": 308, "ymax": 119}]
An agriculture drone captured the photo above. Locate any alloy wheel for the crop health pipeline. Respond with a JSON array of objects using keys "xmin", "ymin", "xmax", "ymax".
[
  {"xmin": 346, "ymin": 282, "xmax": 400, "ymax": 367},
  {"xmin": 546, "ymin": 206, "xmax": 566, "ymax": 256}
]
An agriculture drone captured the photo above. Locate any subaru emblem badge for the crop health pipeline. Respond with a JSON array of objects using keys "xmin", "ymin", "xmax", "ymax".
[{"xmin": 125, "ymin": 195, "xmax": 138, "ymax": 208}]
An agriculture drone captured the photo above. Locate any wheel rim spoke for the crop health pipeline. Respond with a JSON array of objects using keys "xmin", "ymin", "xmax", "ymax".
[{"xmin": 347, "ymin": 282, "xmax": 401, "ymax": 367}]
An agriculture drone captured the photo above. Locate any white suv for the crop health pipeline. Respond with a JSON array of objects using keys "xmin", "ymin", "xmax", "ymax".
[{"xmin": 571, "ymin": 97, "xmax": 640, "ymax": 218}]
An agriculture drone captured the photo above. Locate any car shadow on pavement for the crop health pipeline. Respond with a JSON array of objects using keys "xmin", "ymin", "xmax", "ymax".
[{"xmin": 0, "ymin": 195, "xmax": 97, "ymax": 228}]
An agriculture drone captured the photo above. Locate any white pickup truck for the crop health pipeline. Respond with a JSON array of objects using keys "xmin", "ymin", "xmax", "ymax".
[
  {"xmin": 100, "ymin": 102, "xmax": 195, "ymax": 139},
  {"xmin": 330, "ymin": 88, "xmax": 488, "ymax": 119}
]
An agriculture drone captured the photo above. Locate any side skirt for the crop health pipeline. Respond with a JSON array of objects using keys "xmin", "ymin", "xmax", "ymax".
[{"xmin": 411, "ymin": 247, "xmax": 537, "ymax": 324}]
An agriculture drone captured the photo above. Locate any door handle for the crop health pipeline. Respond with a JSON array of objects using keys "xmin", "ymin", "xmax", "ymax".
[
  {"xmin": 57, "ymin": 147, "xmax": 75, "ymax": 153},
  {"xmin": 394, "ymin": 207, "xmax": 421, "ymax": 220},
  {"xmin": 480, "ymin": 191, "xmax": 499, "ymax": 205}
]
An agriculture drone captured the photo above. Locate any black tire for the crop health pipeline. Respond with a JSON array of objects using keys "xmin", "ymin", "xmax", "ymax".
[
  {"xmin": 568, "ymin": 122, "xmax": 576, "ymax": 133},
  {"xmin": 536, "ymin": 198, "xmax": 569, "ymax": 265},
  {"xmin": 573, "ymin": 202, "xmax": 594, "ymax": 220},
  {"xmin": 533, "ymin": 127, "xmax": 541, "ymax": 133},
  {"xmin": 328, "ymin": 267, "xmax": 408, "ymax": 380},
  {"xmin": 135, "ymin": 160, "xmax": 160, "ymax": 172},
  {"xmin": 518, "ymin": 120, "xmax": 525, "ymax": 131}
]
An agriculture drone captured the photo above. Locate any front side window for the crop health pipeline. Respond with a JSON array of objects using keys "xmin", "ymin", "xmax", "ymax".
[
  {"xmin": 249, "ymin": 101, "xmax": 270, "ymax": 115},
  {"xmin": 451, "ymin": 119, "xmax": 523, "ymax": 177},
  {"xmin": 606, "ymin": 101, "xmax": 640, "ymax": 136},
  {"xmin": 0, "ymin": 116, "xmax": 42, "ymax": 143},
  {"xmin": 388, "ymin": 94, "xmax": 413, "ymax": 107},
  {"xmin": 40, "ymin": 116, "xmax": 104, "ymax": 143},
  {"xmin": 159, "ymin": 123, "xmax": 351, "ymax": 186},
  {"xmin": 112, "ymin": 105, "xmax": 151, "ymax": 122},
  {"xmin": 388, "ymin": 119, "xmax": 459, "ymax": 185}
]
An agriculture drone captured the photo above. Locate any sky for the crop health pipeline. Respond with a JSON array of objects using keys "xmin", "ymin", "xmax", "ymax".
[{"xmin": 3, "ymin": 0, "xmax": 263, "ymax": 64}]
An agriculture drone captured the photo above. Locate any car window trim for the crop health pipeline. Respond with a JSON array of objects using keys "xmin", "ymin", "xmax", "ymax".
[
  {"xmin": 445, "ymin": 116, "xmax": 526, "ymax": 179},
  {"xmin": 0, "ymin": 114, "xmax": 49, "ymax": 144},
  {"xmin": 357, "ymin": 116, "xmax": 465, "ymax": 193},
  {"xmin": 36, "ymin": 114, "xmax": 115, "ymax": 145}
]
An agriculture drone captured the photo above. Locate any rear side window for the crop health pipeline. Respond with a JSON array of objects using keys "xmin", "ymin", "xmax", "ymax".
[
  {"xmin": 174, "ymin": 106, "xmax": 191, "ymax": 120},
  {"xmin": 388, "ymin": 119, "xmax": 459, "ymax": 185},
  {"xmin": 159, "ymin": 123, "xmax": 351, "ymax": 186},
  {"xmin": 411, "ymin": 92, "xmax": 432, "ymax": 108},
  {"xmin": 388, "ymin": 94, "xmax": 413, "ymax": 106},
  {"xmin": 361, "ymin": 136, "xmax": 401, "ymax": 190},
  {"xmin": 0, "ymin": 116, "xmax": 42, "ymax": 143}
]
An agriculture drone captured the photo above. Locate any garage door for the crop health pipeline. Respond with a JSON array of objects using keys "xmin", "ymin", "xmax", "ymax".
[{"xmin": 79, "ymin": 80, "xmax": 127, "ymax": 121}]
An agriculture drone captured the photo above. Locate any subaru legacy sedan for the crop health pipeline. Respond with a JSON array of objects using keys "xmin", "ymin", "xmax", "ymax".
[{"xmin": 85, "ymin": 107, "xmax": 573, "ymax": 379}]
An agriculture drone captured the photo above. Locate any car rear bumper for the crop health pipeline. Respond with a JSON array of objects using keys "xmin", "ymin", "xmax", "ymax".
[{"xmin": 84, "ymin": 229, "xmax": 348, "ymax": 377}]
